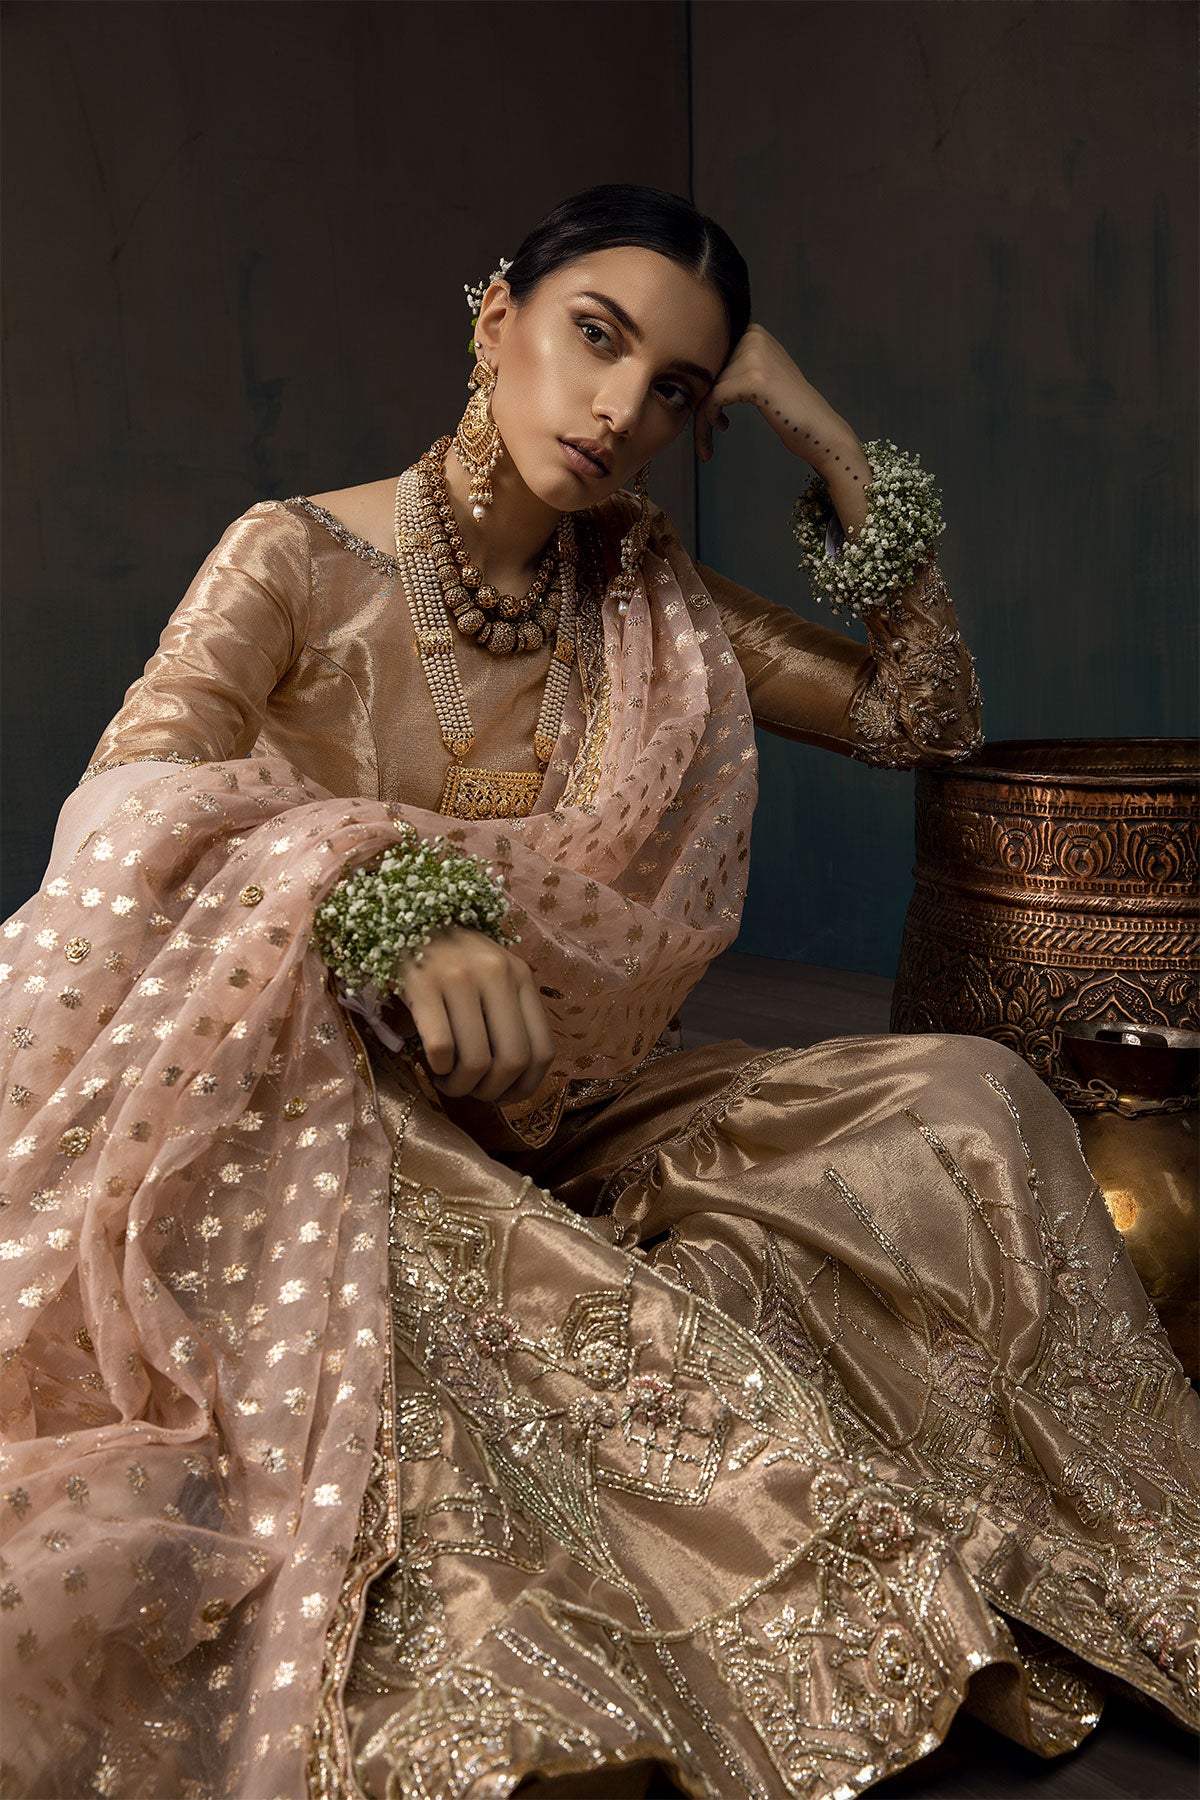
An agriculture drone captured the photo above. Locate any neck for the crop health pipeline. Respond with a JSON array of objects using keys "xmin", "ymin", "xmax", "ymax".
[{"xmin": 441, "ymin": 440, "xmax": 564, "ymax": 583}]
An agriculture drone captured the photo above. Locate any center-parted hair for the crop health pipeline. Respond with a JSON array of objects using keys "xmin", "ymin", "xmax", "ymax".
[{"xmin": 502, "ymin": 183, "xmax": 751, "ymax": 369}]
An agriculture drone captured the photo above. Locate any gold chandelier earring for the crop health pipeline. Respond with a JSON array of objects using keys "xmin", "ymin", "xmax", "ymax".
[
  {"xmin": 454, "ymin": 356, "xmax": 505, "ymax": 521},
  {"xmin": 610, "ymin": 462, "xmax": 652, "ymax": 612}
]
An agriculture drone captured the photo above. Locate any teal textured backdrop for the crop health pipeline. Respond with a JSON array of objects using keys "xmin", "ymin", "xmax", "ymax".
[
  {"xmin": 3, "ymin": 1, "xmax": 1196, "ymax": 978},
  {"xmin": 690, "ymin": 1, "xmax": 1198, "ymax": 975}
]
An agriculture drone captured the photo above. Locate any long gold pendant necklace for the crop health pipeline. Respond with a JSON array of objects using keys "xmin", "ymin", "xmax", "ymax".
[{"xmin": 393, "ymin": 449, "xmax": 579, "ymax": 820}]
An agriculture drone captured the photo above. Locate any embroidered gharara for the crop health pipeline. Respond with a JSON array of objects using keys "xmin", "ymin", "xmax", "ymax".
[{"xmin": 1, "ymin": 762, "xmax": 1197, "ymax": 1800}]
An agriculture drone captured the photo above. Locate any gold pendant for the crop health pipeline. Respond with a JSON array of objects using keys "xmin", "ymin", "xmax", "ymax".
[{"xmin": 438, "ymin": 763, "xmax": 543, "ymax": 820}]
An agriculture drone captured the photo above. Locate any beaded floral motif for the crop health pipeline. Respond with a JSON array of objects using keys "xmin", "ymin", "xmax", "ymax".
[
  {"xmin": 848, "ymin": 560, "xmax": 984, "ymax": 770},
  {"xmin": 284, "ymin": 496, "xmax": 403, "ymax": 576},
  {"xmin": 335, "ymin": 1124, "xmax": 1047, "ymax": 1798},
  {"xmin": 77, "ymin": 747, "xmax": 203, "ymax": 786},
  {"xmin": 611, "ymin": 1051, "xmax": 1200, "ymax": 1725}
]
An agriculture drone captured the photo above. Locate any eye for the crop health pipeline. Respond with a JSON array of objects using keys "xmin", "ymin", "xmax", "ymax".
[
  {"xmin": 576, "ymin": 318, "xmax": 693, "ymax": 411},
  {"xmin": 657, "ymin": 380, "xmax": 693, "ymax": 412}
]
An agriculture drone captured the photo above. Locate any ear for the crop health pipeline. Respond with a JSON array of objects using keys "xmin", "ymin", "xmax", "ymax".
[{"xmin": 474, "ymin": 280, "xmax": 514, "ymax": 358}]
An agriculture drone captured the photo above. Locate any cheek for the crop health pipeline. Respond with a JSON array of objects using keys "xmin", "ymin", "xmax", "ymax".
[
  {"xmin": 651, "ymin": 408, "xmax": 691, "ymax": 450},
  {"xmin": 521, "ymin": 329, "xmax": 575, "ymax": 403},
  {"xmin": 500, "ymin": 326, "xmax": 575, "ymax": 423}
]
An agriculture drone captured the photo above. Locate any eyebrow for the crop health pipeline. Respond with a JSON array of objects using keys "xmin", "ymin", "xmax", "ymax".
[{"xmin": 574, "ymin": 290, "xmax": 716, "ymax": 389}]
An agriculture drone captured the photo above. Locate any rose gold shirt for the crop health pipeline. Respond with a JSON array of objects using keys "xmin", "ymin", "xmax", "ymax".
[{"xmin": 83, "ymin": 495, "xmax": 982, "ymax": 793}]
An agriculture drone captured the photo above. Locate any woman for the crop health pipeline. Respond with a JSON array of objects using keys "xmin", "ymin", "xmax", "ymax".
[{"xmin": 1, "ymin": 184, "xmax": 1195, "ymax": 1800}]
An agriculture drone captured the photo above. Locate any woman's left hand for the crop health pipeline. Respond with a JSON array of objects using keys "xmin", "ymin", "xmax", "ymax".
[{"xmin": 694, "ymin": 322, "xmax": 858, "ymax": 470}]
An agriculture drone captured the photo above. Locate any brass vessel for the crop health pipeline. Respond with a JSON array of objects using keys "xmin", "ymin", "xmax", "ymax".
[
  {"xmin": 891, "ymin": 739, "xmax": 1198, "ymax": 1373},
  {"xmin": 1060, "ymin": 1020, "xmax": 1198, "ymax": 1376}
]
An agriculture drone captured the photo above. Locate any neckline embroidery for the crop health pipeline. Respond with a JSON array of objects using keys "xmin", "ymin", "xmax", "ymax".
[
  {"xmin": 282, "ymin": 494, "xmax": 621, "ymax": 598},
  {"xmin": 283, "ymin": 496, "xmax": 403, "ymax": 575}
]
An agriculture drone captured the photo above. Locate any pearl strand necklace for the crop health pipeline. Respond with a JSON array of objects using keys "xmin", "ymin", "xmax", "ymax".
[{"xmin": 393, "ymin": 462, "xmax": 579, "ymax": 773}]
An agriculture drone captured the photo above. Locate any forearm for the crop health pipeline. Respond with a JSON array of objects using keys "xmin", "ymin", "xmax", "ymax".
[
  {"xmin": 711, "ymin": 558, "xmax": 983, "ymax": 770},
  {"xmin": 801, "ymin": 424, "xmax": 873, "ymax": 542},
  {"xmin": 847, "ymin": 563, "xmax": 983, "ymax": 769},
  {"xmin": 43, "ymin": 761, "xmax": 186, "ymax": 885}
]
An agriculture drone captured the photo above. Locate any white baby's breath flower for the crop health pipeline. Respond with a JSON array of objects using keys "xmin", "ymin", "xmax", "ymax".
[
  {"xmin": 313, "ymin": 832, "xmax": 515, "ymax": 999},
  {"xmin": 792, "ymin": 438, "xmax": 944, "ymax": 619}
]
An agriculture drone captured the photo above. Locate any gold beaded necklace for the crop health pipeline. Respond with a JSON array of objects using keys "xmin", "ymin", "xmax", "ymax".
[
  {"xmin": 419, "ymin": 434, "xmax": 560, "ymax": 656},
  {"xmin": 393, "ymin": 449, "xmax": 580, "ymax": 820}
]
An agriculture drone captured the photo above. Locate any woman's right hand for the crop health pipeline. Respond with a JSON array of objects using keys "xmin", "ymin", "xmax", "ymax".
[{"xmin": 390, "ymin": 925, "xmax": 556, "ymax": 1105}]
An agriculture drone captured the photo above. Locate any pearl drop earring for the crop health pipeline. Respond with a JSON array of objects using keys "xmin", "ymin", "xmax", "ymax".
[{"xmin": 452, "ymin": 356, "xmax": 504, "ymax": 519}]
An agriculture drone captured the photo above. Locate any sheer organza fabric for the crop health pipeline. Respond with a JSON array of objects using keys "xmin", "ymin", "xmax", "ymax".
[{"xmin": 0, "ymin": 512, "xmax": 758, "ymax": 1794}]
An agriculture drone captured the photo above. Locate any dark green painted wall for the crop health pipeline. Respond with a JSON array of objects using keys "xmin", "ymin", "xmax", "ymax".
[
  {"xmin": 691, "ymin": 1, "xmax": 1197, "ymax": 974},
  {"xmin": 4, "ymin": 2, "xmax": 1196, "ymax": 979},
  {"xmin": 0, "ymin": 0, "xmax": 696, "ymax": 913}
]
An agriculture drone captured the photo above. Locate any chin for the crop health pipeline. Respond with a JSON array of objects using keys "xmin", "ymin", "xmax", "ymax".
[{"xmin": 529, "ymin": 445, "xmax": 609, "ymax": 510}]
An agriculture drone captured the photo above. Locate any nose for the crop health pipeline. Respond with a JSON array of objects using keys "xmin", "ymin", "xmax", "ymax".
[{"xmin": 592, "ymin": 370, "xmax": 646, "ymax": 440}]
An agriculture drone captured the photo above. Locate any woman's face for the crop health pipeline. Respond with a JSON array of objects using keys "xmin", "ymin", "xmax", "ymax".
[{"xmin": 473, "ymin": 245, "xmax": 731, "ymax": 509}]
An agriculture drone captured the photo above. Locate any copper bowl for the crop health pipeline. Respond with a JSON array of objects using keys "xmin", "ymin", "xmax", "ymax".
[{"xmin": 1060, "ymin": 1020, "xmax": 1198, "ymax": 1377}]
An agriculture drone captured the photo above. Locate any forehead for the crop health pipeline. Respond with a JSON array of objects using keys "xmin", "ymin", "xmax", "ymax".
[{"xmin": 544, "ymin": 246, "xmax": 729, "ymax": 365}]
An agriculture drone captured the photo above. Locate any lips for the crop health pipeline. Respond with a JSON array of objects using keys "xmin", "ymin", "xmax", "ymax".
[{"xmin": 562, "ymin": 438, "xmax": 612, "ymax": 474}]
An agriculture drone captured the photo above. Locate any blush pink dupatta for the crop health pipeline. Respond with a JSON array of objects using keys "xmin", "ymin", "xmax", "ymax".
[{"xmin": 0, "ymin": 507, "xmax": 759, "ymax": 1795}]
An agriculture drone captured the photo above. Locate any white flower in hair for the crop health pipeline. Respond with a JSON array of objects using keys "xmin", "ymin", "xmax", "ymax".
[{"xmin": 464, "ymin": 257, "xmax": 514, "ymax": 324}]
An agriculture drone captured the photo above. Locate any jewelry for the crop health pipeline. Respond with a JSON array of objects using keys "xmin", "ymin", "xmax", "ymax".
[
  {"xmin": 610, "ymin": 462, "xmax": 652, "ymax": 614},
  {"xmin": 453, "ymin": 356, "xmax": 504, "ymax": 520},
  {"xmin": 462, "ymin": 255, "xmax": 652, "ymax": 620},
  {"xmin": 464, "ymin": 257, "xmax": 512, "ymax": 358},
  {"xmin": 791, "ymin": 438, "xmax": 946, "ymax": 619},
  {"xmin": 393, "ymin": 455, "xmax": 580, "ymax": 819},
  {"xmin": 421, "ymin": 436, "xmax": 560, "ymax": 655},
  {"xmin": 314, "ymin": 822, "xmax": 517, "ymax": 998}
]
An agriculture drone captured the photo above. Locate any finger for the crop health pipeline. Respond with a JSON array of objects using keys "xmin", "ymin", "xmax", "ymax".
[
  {"xmin": 494, "ymin": 982, "xmax": 556, "ymax": 1105},
  {"xmin": 402, "ymin": 986, "xmax": 455, "ymax": 1077},
  {"xmin": 436, "ymin": 982, "xmax": 492, "ymax": 1098},
  {"xmin": 695, "ymin": 394, "xmax": 732, "ymax": 462},
  {"xmin": 521, "ymin": 979, "xmax": 557, "ymax": 1071},
  {"xmin": 469, "ymin": 972, "xmax": 533, "ymax": 1103},
  {"xmin": 380, "ymin": 991, "xmax": 419, "ymax": 1044}
]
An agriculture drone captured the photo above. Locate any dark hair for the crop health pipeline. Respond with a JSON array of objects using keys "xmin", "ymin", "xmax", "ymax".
[{"xmin": 502, "ymin": 183, "xmax": 751, "ymax": 367}]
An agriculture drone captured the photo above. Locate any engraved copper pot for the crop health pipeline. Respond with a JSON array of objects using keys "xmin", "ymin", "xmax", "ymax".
[{"xmin": 891, "ymin": 738, "xmax": 1199, "ymax": 1371}]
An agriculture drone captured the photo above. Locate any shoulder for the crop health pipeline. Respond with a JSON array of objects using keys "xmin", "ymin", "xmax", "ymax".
[
  {"xmin": 693, "ymin": 560, "xmax": 757, "ymax": 605},
  {"xmin": 298, "ymin": 477, "xmax": 400, "ymax": 560},
  {"xmin": 198, "ymin": 501, "xmax": 314, "ymax": 617},
  {"xmin": 221, "ymin": 496, "xmax": 313, "ymax": 548}
]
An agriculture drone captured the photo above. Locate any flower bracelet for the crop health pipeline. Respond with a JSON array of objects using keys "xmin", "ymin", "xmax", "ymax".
[
  {"xmin": 791, "ymin": 437, "xmax": 946, "ymax": 619},
  {"xmin": 313, "ymin": 821, "xmax": 518, "ymax": 999}
]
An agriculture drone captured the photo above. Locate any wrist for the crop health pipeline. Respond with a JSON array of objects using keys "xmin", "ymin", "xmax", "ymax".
[
  {"xmin": 791, "ymin": 437, "xmax": 945, "ymax": 620},
  {"xmin": 803, "ymin": 420, "xmax": 871, "ymax": 483},
  {"xmin": 314, "ymin": 828, "xmax": 518, "ymax": 1000}
]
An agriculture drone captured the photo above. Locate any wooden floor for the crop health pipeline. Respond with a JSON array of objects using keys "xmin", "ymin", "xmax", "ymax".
[
  {"xmin": 671, "ymin": 951, "xmax": 1198, "ymax": 1800},
  {"xmin": 679, "ymin": 946, "xmax": 895, "ymax": 1051}
]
